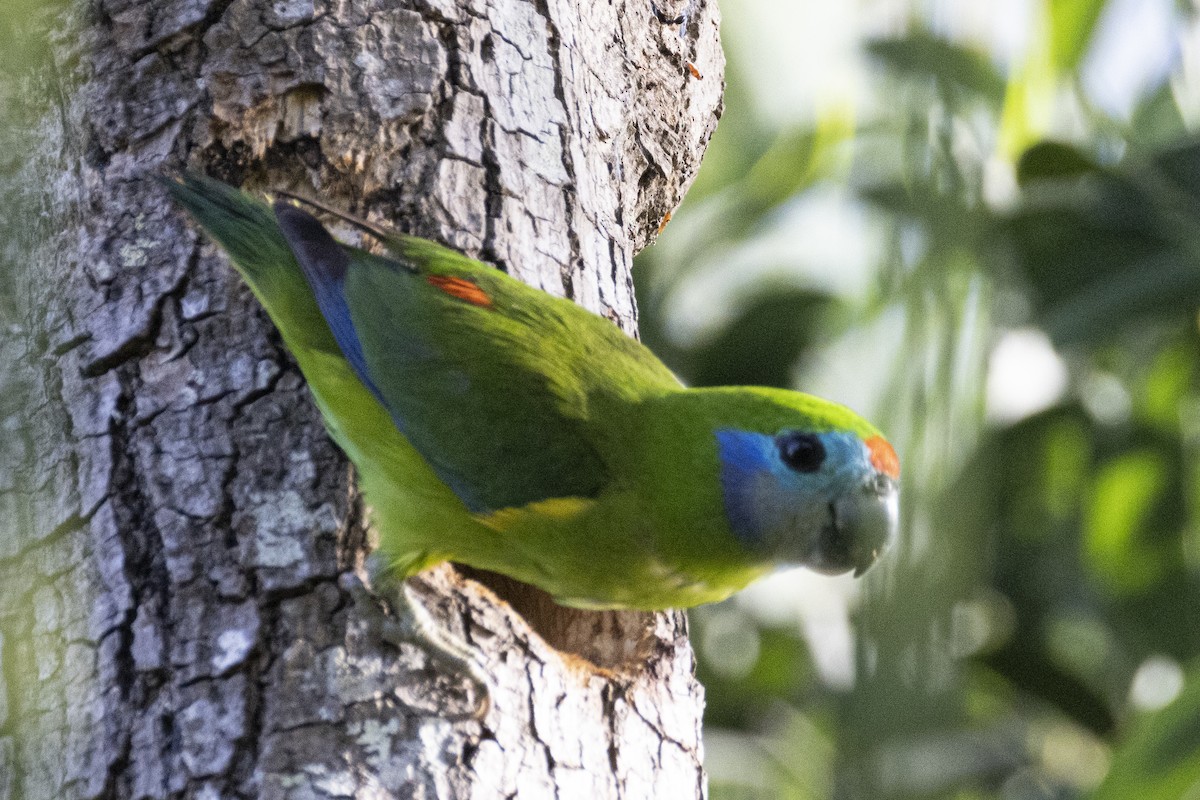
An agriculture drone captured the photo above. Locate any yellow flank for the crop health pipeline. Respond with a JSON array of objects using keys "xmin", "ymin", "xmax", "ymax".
[{"xmin": 480, "ymin": 497, "xmax": 595, "ymax": 531}]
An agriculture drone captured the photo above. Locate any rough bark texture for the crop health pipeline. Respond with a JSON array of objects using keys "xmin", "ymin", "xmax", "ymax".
[{"xmin": 0, "ymin": 0, "xmax": 723, "ymax": 797}]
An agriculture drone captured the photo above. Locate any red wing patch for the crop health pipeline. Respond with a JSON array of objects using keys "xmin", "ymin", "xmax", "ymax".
[
  {"xmin": 426, "ymin": 275, "xmax": 493, "ymax": 308},
  {"xmin": 866, "ymin": 435, "xmax": 900, "ymax": 480}
]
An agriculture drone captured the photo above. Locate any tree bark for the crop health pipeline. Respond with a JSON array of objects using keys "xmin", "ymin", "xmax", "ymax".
[{"xmin": 0, "ymin": 0, "xmax": 723, "ymax": 797}]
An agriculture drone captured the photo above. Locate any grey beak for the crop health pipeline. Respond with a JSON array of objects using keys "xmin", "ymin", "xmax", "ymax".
[{"xmin": 810, "ymin": 475, "xmax": 899, "ymax": 577}]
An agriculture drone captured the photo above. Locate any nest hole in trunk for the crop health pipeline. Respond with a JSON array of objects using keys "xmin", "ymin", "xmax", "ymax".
[{"xmin": 455, "ymin": 565, "xmax": 662, "ymax": 674}]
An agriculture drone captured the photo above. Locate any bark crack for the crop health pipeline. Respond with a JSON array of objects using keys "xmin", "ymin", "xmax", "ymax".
[{"xmin": 530, "ymin": 0, "xmax": 581, "ymax": 297}]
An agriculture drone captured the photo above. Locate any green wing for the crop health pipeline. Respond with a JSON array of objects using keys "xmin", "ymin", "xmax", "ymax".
[{"xmin": 274, "ymin": 202, "xmax": 680, "ymax": 513}]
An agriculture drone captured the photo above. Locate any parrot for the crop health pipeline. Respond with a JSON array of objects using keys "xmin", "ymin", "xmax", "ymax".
[{"xmin": 164, "ymin": 173, "xmax": 899, "ymax": 693}]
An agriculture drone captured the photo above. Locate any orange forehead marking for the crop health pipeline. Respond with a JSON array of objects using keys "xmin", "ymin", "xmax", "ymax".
[
  {"xmin": 427, "ymin": 275, "xmax": 493, "ymax": 308},
  {"xmin": 866, "ymin": 435, "xmax": 900, "ymax": 480}
]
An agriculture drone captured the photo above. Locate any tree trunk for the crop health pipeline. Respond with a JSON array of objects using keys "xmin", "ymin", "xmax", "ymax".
[{"xmin": 0, "ymin": 0, "xmax": 723, "ymax": 797}]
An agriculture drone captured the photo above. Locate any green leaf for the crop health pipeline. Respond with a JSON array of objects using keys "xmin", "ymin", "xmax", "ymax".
[
  {"xmin": 1016, "ymin": 141, "xmax": 1102, "ymax": 186},
  {"xmin": 1152, "ymin": 140, "xmax": 1200, "ymax": 209},
  {"xmin": 1047, "ymin": 0, "xmax": 1109, "ymax": 74},
  {"xmin": 1001, "ymin": 138, "xmax": 1200, "ymax": 346},
  {"xmin": 867, "ymin": 30, "xmax": 1008, "ymax": 106},
  {"xmin": 1128, "ymin": 82, "xmax": 1189, "ymax": 153},
  {"xmin": 1085, "ymin": 450, "xmax": 1170, "ymax": 593},
  {"xmin": 1000, "ymin": 0, "xmax": 1108, "ymax": 155},
  {"xmin": 862, "ymin": 179, "xmax": 988, "ymax": 254},
  {"xmin": 742, "ymin": 116, "xmax": 854, "ymax": 213},
  {"xmin": 1040, "ymin": 253, "xmax": 1200, "ymax": 346},
  {"xmin": 1092, "ymin": 663, "xmax": 1200, "ymax": 800},
  {"xmin": 682, "ymin": 287, "xmax": 837, "ymax": 389}
]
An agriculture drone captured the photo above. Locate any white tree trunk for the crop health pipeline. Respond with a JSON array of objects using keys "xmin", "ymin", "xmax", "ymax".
[{"xmin": 0, "ymin": 0, "xmax": 723, "ymax": 796}]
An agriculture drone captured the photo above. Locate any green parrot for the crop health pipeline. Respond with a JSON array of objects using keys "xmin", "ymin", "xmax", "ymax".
[{"xmin": 165, "ymin": 174, "xmax": 900, "ymax": 613}]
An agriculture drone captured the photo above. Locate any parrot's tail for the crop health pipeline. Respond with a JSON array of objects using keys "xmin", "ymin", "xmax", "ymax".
[
  {"xmin": 162, "ymin": 172, "xmax": 296, "ymax": 286},
  {"xmin": 165, "ymin": 172, "xmax": 343, "ymax": 355}
]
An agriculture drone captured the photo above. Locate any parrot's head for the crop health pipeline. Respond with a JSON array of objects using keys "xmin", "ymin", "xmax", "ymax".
[{"xmin": 710, "ymin": 389, "xmax": 900, "ymax": 577}]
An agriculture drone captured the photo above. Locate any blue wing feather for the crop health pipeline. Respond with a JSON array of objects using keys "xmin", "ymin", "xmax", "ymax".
[{"xmin": 274, "ymin": 202, "xmax": 387, "ymax": 407}]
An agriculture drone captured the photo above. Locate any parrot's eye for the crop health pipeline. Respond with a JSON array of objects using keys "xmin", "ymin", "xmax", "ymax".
[{"xmin": 777, "ymin": 432, "xmax": 825, "ymax": 473}]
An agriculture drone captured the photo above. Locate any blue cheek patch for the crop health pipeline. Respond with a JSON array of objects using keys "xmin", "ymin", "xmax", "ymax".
[
  {"xmin": 717, "ymin": 429, "xmax": 875, "ymax": 549},
  {"xmin": 716, "ymin": 429, "xmax": 777, "ymax": 546}
]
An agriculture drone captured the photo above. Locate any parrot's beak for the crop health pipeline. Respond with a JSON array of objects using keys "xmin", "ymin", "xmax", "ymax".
[{"xmin": 811, "ymin": 474, "xmax": 899, "ymax": 578}]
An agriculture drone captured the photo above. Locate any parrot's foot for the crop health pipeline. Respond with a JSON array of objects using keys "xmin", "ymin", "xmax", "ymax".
[{"xmin": 340, "ymin": 560, "xmax": 490, "ymax": 721}]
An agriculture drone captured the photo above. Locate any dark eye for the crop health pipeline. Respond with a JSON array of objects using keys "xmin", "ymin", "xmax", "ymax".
[{"xmin": 777, "ymin": 432, "xmax": 825, "ymax": 473}]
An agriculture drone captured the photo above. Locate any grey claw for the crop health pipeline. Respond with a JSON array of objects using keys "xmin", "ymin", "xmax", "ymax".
[{"xmin": 340, "ymin": 567, "xmax": 491, "ymax": 720}]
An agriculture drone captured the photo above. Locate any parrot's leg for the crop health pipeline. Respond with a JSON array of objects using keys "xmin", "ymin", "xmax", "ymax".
[{"xmin": 340, "ymin": 555, "xmax": 491, "ymax": 720}]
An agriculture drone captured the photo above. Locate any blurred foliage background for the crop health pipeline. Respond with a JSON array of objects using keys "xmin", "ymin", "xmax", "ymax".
[{"xmin": 633, "ymin": 0, "xmax": 1200, "ymax": 797}]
